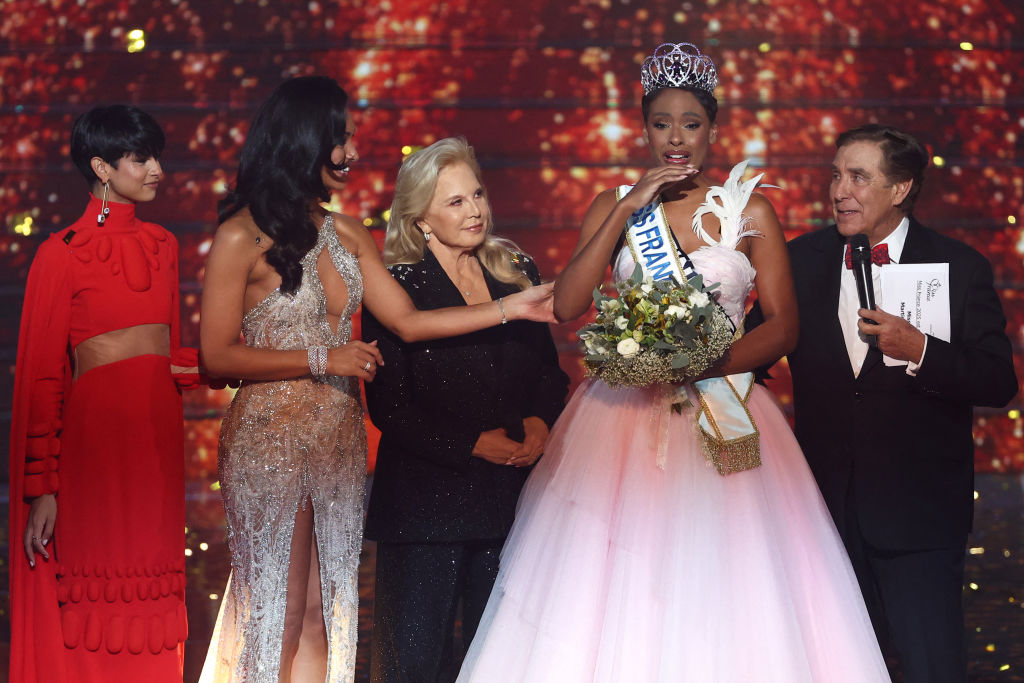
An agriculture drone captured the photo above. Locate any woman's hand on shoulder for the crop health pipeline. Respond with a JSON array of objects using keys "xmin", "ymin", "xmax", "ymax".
[
  {"xmin": 23, "ymin": 494, "xmax": 56, "ymax": 568},
  {"xmin": 502, "ymin": 282, "xmax": 556, "ymax": 323}
]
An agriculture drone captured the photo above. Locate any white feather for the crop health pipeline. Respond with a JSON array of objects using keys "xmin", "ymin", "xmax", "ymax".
[{"xmin": 691, "ymin": 159, "xmax": 777, "ymax": 249}]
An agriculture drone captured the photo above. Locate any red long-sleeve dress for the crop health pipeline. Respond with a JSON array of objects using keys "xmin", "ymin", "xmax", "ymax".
[{"xmin": 9, "ymin": 196, "xmax": 197, "ymax": 683}]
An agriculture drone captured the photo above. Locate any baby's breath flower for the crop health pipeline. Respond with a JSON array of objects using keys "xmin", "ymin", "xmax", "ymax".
[{"xmin": 577, "ymin": 270, "xmax": 732, "ymax": 388}]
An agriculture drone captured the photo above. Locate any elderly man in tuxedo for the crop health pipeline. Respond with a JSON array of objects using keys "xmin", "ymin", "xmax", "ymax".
[{"xmin": 779, "ymin": 124, "xmax": 1017, "ymax": 682}]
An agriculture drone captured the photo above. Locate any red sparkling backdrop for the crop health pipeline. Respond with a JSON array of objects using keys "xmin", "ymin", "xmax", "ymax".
[{"xmin": 1, "ymin": 0, "xmax": 1023, "ymax": 672}]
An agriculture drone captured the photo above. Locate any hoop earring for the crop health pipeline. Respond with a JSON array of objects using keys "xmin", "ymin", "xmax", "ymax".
[{"xmin": 97, "ymin": 182, "xmax": 110, "ymax": 226}]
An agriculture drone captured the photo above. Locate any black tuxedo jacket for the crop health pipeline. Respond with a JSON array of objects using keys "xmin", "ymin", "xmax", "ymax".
[
  {"xmin": 362, "ymin": 249, "xmax": 569, "ymax": 544},
  {"xmin": 784, "ymin": 220, "xmax": 1016, "ymax": 551}
]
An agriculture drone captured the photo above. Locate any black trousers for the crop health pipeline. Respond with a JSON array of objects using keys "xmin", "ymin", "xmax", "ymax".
[
  {"xmin": 839, "ymin": 480, "xmax": 968, "ymax": 683},
  {"xmin": 370, "ymin": 539, "xmax": 503, "ymax": 683}
]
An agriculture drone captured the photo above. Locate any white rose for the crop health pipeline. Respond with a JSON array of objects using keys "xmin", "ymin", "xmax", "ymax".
[
  {"xmin": 614, "ymin": 316, "xmax": 629, "ymax": 330},
  {"xmin": 600, "ymin": 298, "xmax": 621, "ymax": 313},
  {"xmin": 690, "ymin": 291, "xmax": 710, "ymax": 307},
  {"xmin": 616, "ymin": 337, "xmax": 640, "ymax": 357},
  {"xmin": 664, "ymin": 304, "xmax": 688, "ymax": 319}
]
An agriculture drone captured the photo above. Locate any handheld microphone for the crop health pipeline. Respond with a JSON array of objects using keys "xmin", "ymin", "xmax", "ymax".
[{"xmin": 848, "ymin": 233, "xmax": 878, "ymax": 342}]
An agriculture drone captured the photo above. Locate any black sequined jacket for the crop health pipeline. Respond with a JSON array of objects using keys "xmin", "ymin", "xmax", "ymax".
[{"xmin": 363, "ymin": 248, "xmax": 569, "ymax": 543}]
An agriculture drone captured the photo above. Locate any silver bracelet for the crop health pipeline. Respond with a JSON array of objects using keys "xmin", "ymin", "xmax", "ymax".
[
  {"xmin": 497, "ymin": 297, "xmax": 507, "ymax": 324},
  {"xmin": 307, "ymin": 346, "xmax": 328, "ymax": 377}
]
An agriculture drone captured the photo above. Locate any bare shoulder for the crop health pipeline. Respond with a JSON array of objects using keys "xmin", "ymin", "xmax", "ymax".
[
  {"xmin": 746, "ymin": 192, "xmax": 783, "ymax": 234},
  {"xmin": 590, "ymin": 188, "xmax": 620, "ymax": 213},
  {"xmin": 580, "ymin": 188, "xmax": 622, "ymax": 229},
  {"xmin": 331, "ymin": 212, "xmax": 376, "ymax": 256},
  {"xmin": 331, "ymin": 212, "xmax": 365, "ymax": 236},
  {"xmin": 214, "ymin": 210, "xmax": 262, "ymax": 249}
]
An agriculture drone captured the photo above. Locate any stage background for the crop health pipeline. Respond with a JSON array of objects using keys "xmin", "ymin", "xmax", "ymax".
[{"xmin": 1, "ymin": 0, "xmax": 1022, "ymax": 680}]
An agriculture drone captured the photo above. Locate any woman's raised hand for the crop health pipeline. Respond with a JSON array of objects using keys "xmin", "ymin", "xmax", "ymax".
[
  {"xmin": 23, "ymin": 493, "xmax": 56, "ymax": 568},
  {"xmin": 327, "ymin": 340, "xmax": 384, "ymax": 381},
  {"xmin": 622, "ymin": 164, "xmax": 699, "ymax": 211},
  {"xmin": 503, "ymin": 282, "xmax": 556, "ymax": 323}
]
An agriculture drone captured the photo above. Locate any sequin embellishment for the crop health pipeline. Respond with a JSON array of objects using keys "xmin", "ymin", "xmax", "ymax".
[{"xmin": 208, "ymin": 215, "xmax": 367, "ymax": 681}]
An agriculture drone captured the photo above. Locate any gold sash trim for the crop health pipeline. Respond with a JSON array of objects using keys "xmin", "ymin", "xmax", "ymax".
[{"xmin": 692, "ymin": 371, "xmax": 761, "ymax": 475}]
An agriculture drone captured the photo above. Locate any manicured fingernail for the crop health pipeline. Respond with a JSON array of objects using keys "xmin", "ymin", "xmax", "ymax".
[
  {"xmin": 41, "ymin": 539, "xmax": 48, "ymax": 546},
  {"xmin": 29, "ymin": 561, "xmax": 34, "ymax": 568}
]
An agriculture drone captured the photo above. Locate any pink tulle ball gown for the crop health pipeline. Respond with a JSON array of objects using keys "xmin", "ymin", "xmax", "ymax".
[{"xmin": 457, "ymin": 182, "xmax": 891, "ymax": 683}]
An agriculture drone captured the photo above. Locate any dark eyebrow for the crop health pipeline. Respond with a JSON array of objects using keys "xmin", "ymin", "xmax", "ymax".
[
  {"xmin": 650, "ymin": 110, "xmax": 704, "ymax": 119},
  {"xmin": 831, "ymin": 165, "xmax": 872, "ymax": 177}
]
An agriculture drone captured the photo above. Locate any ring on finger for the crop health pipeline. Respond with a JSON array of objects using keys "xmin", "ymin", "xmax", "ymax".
[
  {"xmin": 363, "ymin": 360, "xmax": 372, "ymax": 372},
  {"xmin": 31, "ymin": 536, "xmax": 39, "ymax": 541}
]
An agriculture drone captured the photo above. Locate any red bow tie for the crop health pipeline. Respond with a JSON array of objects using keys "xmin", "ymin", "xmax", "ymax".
[{"xmin": 845, "ymin": 242, "xmax": 891, "ymax": 269}]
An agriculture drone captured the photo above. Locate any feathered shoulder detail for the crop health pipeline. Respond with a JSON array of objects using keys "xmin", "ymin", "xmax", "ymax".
[{"xmin": 691, "ymin": 159, "xmax": 777, "ymax": 249}]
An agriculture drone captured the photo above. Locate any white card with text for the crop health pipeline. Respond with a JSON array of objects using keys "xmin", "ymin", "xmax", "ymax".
[{"xmin": 879, "ymin": 263, "xmax": 950, "ymax": 366}]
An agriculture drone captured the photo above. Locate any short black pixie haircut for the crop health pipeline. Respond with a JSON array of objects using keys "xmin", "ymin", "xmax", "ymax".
[{"xmin": 70, "ymin": 104, "xmax": 165, "ymax": 186}]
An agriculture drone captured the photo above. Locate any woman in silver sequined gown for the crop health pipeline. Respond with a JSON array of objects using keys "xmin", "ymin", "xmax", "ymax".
[{"xmin": 198, "ymin": 77, "xmax": 554, "ymax": 683}]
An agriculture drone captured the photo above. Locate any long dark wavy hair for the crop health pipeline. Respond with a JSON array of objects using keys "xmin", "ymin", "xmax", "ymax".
[{"xmin": 219, "ymin": 76, "xmax": 350, "ymax": 294}]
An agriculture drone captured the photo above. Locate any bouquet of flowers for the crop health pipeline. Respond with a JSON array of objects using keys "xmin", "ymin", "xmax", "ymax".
[{"xmin": 578, "ymin": 265, "xmax": 734, "ymax": 388}]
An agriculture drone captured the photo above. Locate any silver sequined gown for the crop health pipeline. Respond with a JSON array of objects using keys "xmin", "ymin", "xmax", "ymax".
[{"xmin": 203, "ymin": 215, "xmax": 367, "ymax": 682}]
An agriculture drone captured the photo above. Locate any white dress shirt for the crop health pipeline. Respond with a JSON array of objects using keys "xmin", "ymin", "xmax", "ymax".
[{"xmin": 838, "ymin": 217, "xmax": 926, "ymax": 377}]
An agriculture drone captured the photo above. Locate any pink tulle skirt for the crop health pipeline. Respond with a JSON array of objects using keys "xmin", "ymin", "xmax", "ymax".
[{"xmin": 457, "ymin": 380, "xmax": 890, "ymax": 682}]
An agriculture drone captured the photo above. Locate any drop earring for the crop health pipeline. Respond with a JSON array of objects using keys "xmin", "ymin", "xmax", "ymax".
[
  {"xmin": 423, "ymin": 231, "xmax": 431, "ymax": 242},
  {"xmin": 97, "ymin": 182, "xmax": 110, "ymax": 226}
]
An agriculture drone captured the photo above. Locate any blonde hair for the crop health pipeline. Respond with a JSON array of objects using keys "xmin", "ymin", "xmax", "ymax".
[{"xmin": 383, "ymin": 137, "xmax": 532, "ymax": 291}]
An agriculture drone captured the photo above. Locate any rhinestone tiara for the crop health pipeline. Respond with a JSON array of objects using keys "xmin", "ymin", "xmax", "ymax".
[{"xmin": 640, "ymin": 43, "xmax": 718, "ymax": 96}]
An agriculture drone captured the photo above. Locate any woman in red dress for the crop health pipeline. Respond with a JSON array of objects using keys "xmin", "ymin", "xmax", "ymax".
[{"xmin": 9, "ymin": 105, "xmax": 198, "ymax": 682}]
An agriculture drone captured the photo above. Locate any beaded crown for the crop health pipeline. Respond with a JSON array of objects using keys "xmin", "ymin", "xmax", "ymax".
[{"xmin": 640, "ymin": 43, "xmax": 718, "ymax": 95}]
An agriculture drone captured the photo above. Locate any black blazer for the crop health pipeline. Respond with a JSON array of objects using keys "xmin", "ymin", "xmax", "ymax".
[
  {"xmin": 362, "ymin": 249, "xmax": 569, "ymax": 544},
  {"xmin": 783, "ymin": 220, "xmax": 1017, "ymax": 550}
]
